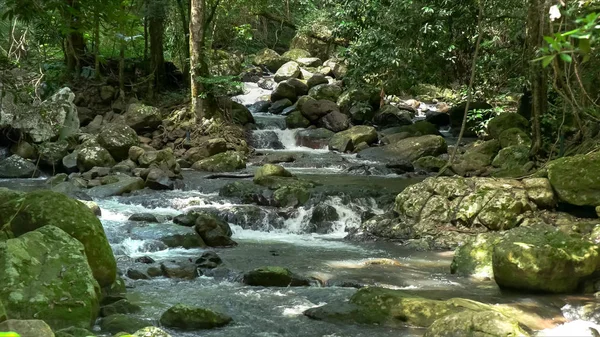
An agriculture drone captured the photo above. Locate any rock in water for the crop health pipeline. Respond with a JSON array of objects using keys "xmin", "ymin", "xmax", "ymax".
[
  {"xmin": 254, "ymin": 164, "xmax": 292, "ymax": 183},
  {"xmin": 424, "ymin": 310, "xmax": 529, "ymax": 337},
  {"xmin": 0, "ymin": 155, "xmax": 39, "ymax": 178},
  {"xmin": 159, "ymin": 304, "xmax": 232, "ymax": 330},
  {"xmin": 0, "ymin": 226, "xmax": 100, "ymax": 330},
  {"xmin": 243, "ymin": 266, "xmax": 310, "ymax": 287},
  {"xmin": 97, "ymin": 124, "xmax": 140, "ymax": 161},
  {"xmin": 0, "ymin": 190, "xmax": 117, "ymax": 287},
  {"xmin": 492, "ymin": 225, "xmax": 600, "ymax": 293},
  {"xmin": 450, "ymin": 232, "xmax": 502, "ymax": 278},
  {"xmin": 99, "ymin": 314, "xmax": 149, "ymax": 334},
  {"xmin": 133, "ymin": 327, "xmax": 172, "ymax": 337},
  {"xmin": 194, "ymin": 213, "xmax": 237, "ymax": 247},
  {"xmin": 77, "ymin": 145, "xmax": 116, "ymax": 172},
  {"xmin": 191, "ymin": 151, "xmax": 246, "ymax": 172},
  {"xmin": 328, "ymin": 126, "xmax": 378, "ymax": 152},
  {"xmin": 0, "ymin": 320, "xmax": 55, "ymax": 337}
]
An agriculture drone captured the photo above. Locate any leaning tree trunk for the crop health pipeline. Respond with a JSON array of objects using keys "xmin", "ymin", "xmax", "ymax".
[
  {"xmin": 527, "ymin": 0, "xmax": 550, "ymax": 158},
  {"xmin": 148, "ymin": 0, "xmax": 166, "ymax": 94}
]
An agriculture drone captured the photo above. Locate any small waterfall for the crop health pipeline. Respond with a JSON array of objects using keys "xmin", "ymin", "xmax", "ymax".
[{"xmin": 232, "ymin": 82, "xmax": 273, "ymax": 106}]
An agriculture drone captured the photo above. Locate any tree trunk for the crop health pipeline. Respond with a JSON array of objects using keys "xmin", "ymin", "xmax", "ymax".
[
  {"xmin": 190, "ymin": 0, "xmax": 211, "ymax": 121},
  {"xmin": 94, "ymin": 13, "xmax": 101, "ymax": 80},
  {"xmin": 148, "ymin": 0, "xmax": 166, "ymax": 94},
  {"xmin": 176, "ymin": 0, "xmax": 191, "ymax": 83},
  {"xmin": 527, "ymin": 0, "xmax": 549, "ymax": 158},
  {"xmin": 65, "ymin": 0, "xmax": 85, "ymax": 77}
]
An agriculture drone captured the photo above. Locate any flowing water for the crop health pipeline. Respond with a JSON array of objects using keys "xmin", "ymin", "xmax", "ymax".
[{"xmin": 1, "ymin": 81, "xmax": 599, "ymax": 337}]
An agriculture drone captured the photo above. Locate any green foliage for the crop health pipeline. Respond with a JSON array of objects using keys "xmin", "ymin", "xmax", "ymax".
[{"xmin": 195, "ymin": 75, "xmax": 243, "ymax": 98}]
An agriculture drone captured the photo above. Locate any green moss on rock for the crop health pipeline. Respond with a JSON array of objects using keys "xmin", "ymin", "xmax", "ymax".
[
  {"xmin": 191, "ymin": 151, "xmax": 246, "ymax": 172},
  {"xmin": 159, "ymin": 304, "xmax": 232, "ymax": 330},
  {"xmin": 487, "ymin": 113, "xmax": 529, "ymax": 139},
  {"xmin": 243, "ymin": 266, "xmax": 310, "ymax": 287},
  {"xmin": 254, "ymin": 164, "xmax": 292, "ymax": 183},
  {"xmin": 424, "ymin": 310, "xmax": 529, "ymax": 337},
  {"xmin": 547, "ymin": 151, "xmax": 600, "ymax": 206},
  {"xmin": 451, "ymin": 232, "xmax": 502, "ymax": 278}
]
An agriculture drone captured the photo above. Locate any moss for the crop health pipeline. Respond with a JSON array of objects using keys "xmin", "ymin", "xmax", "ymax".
[
  {"xmin": 100, "ymin": 314, "xmax": 149, "ymax": 334},
  {"xmin": 159, "ymin": 304, "xmax": 232, "ymax": 330},
  {"xmin": 274, "ymin": 186, "xmax": 311, "ymax": 207},
  {"xmin": 424, "ymin": 310, "xmax": 530, "ymax": 337},
  {"xmin": 192, "ymin": 151, "xmax": 246, "ymax": 172},
  {"xmin": 396, "ymin": 121, "xmax": 440, "ymax": 137},
  {"xmin": 498, "ymin": 128, "xmax": 532, "ymax": 148},
  {"xmin": 0, "ymin": 190, "xmax": 116, "ymax": 287},
  {"xmin": 487, "ymin": 113, "xmax": 529, "ymax": 139},
  {"xmin": 451, "ymin": 232, "xmax": 502, "ymax": 278},
  {"xmin": 55, "ymin": 327, "xmax": 97, "ymax": 337},
  {"xmin": 254, "ymin": 164, "xmax": 292, "ymax": 182},
  {"xmin": 547, "ymin": 151, "xmax": 600, "ymax": 206}
]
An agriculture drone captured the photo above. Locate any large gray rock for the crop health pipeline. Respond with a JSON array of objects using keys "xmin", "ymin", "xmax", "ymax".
[
  {"xmin": 308, "ymin": 84, "xmax": 342, "ymax": 102},
  {"xmin": 328, "ymin": 126, "xmax": 378, "ymax": 152},
  {"xmin": 358, "ymin": 135, "xmax": 446, "ymax": 163},
  {"xmin": 547, "ymin": 151, "xmax": 600, "ymax": 207},
  {"xmin": 87, "ymin": 176, "xmax": 145, "ymax": 198},
  {"xmin": 301, "ymin": 99, "xmax": 339, "ymax": 122},
  {"xmin": 97, "ymin": 124, "xmax": 140, "ymax": 161},
  {"xmin": 159, "ymin": 304, "xmax": 232, "ymax": 330},
  {"xmin": 124, "ymin": 103, "xmax": 162, "ymax": 131},
  {"xmin": 0, "ymin": 87, "xmax": 79, "ymax": 143},
  {"xmin": 77, "ymin": 145, "xmax": 116, "ymax": 172},
  {"xmin": 274, "ymin": 61, "xmax": 301, "ymax": 83},
  {"xmin": 0, "ymin": 226, "xmax": 100, "ymax": 330},
  {"xmin": 271, "ymin": 82, "xmax": 297, "ymax": 102},
  {"xmin": 38, "ymin": 140, "xmax": 69, "ymax": 167},
  {"xmin": 253, "ymin": 48, "xmax": 289, "ymax": 72},
  {"xmin": 0, "ymin": 155, "xmax": 39, "ymax": 178},
  {"xmin": 318, "ymin": 111, "xmax": 350, "ymax": 132},
  {"xmin": 374, "ymin": 105, "xmax": 413, "ymax": 128},
  {"xmin": 194, "ymin": 212, "xmax": 237, "ymax": 247},
  {"xmin": 0, "ymin": 320, "xmax": 55, "ymax": 337}
]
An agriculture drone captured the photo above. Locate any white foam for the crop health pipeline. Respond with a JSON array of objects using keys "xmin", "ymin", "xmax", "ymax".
[
  {"xmin": 232, "ymin": 82, "xmax": 272, "ymax": 106},
  {"xmin": 281, "ymin": 301, "xmax": 327, "ymax": 317},
  {"xmin": 537, "ymin": 320, "xmax": 600, "ymax": 336}
]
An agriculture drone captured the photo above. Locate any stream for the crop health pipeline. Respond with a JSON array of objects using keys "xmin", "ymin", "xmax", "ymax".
[{"xmin": 1, "ymin": 81, "xmax": 600, "ymax": 337}]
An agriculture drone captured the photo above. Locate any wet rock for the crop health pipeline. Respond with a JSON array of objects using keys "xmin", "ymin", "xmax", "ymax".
[
  {"xmin": 97, "ymin": 124, "xmax": 140, "ymax": 161},
  {"xmin": 82, "ymin": 166, "xmax": 111, "ymax": 180},
  {"xmin": 145, "ymin": 168, "xmax": 175, "ymax": 190},
  {"xmin": 46, "ymin": 173, "xmax": 68, "ymax": 186},
  {"xmin": 62, "ymin": 151, "xmax": 79, "ymax": 173},
  {"xmin": 132, "ymin": 327, "xmax": 172, "ymax": 337},
  {"xmin": 286, "ymin": 78, "xmax": 309, "ymax": 96},
  {"xmin": 194, "ymin": 213, "xmax": 237, "ymax": 247},
  {"xmin": 373, "ymin": 105, "xmax": 413, "ymax": 128},
  {"xmin": 129, "ymin": 213, "xmax": 160, "ymax": 223},
  {"xmin": 100, "ymin": 314, "xmax": 149, "ymax": 334},
  {"xmin": 0, "ymin": 154, "xmax": 39, "ymax": 178},
  {"xmin": 547, "ymin": 151, "xmax": 600, "ymax": 207},
  {"xmin": 0, "ymin": 190, "xmax": 116, "ymax": 287},
  {"xmin": 308, "ymin": 204, "xmax": 339, "ymax": 234},
  {"xmin": 296, "ymin": 128, "xmax": 335, "ymax": 149},
  {"xmin": 249, "ymin": 100, "xmax": 271, "ymax": 113},
  {"xmin": 271, "ymin": 82, "xmax": 297, "ymax": 102},
  {"xmin": 135, "ymin": 256, "xmax": 156, "ymax": 264},
  {"xmin": 77, "ymin": 145, "xmax": 115, "ymax": 172},
  {"xmin": 318, "ymin": 110, "xmax": 350, "ymax": 132},
  {"xmin": 230, "ymin": 100, "xmax": 255, "ymax": 125},
  {"xmin": 254, "ymin": 164, "xmax": 293, "ymax": 183},
  {"xmin": 274, "ymin": 61, "xmax": 301, "ymax": 82},
  {"xmin": 258, "ymin": 77, "xmax": 276, "ymax": 90},
  {"xmin": 0, "ymin": 226, "xmax": 100, "ymax": 330},
  {"xmin": 173, "ymin": 213, "xmax": 198, "ymax": 227},
  {"xmin": 195, "ymin": 251, "xmax": 223, "ymax": 269},
  {"xmin": 493, "ymin": 225, "xmax": 600, "ymax": 293},
  {"xmin": 243, "ymin": 266, "xmax": 310, "ymax": 287},
  {"xmin": 126, "ymin": 268, "xmax": 150, "ymax": 280},
  {"xmin": 358, "ymin": 135, "xmax": 447, "ymax": 163},
  {"xmin": 11, "ymin": 141, "xmax": 37, "ymax": 160},
  {"xmin": 124, "ymin": 103, "xmax": 162, "ymax": 132},
  {"xmin": 425, "ymin": 110, "xmax": 450, "ymax": 127},
  {"xmin": 309, "ymin": 84, "xmax": 342, "ymax": 102},
  {"xmin": 87, "ymin": 176, "xmax": 145, "ymax": 198},
  {"xmin": 301, "ymin": 99, "xmax": 339, "ymax": 122},
  {"xmin": 286, "ymin": 110, "xmax": 311, "ymax": 129},
  {"xmin": 268, "ymin": 99, "xmax": 293, "ymax": 114},
  {"xmin": 424, "ymin": 310, "xmax": 529, "ymax": 337},
  {"xmin": 100, "ymin": 299, "xmax": 142, "ymax": 317},
  {"xmin": 307, "ymin": 73, "xmax": 329, "ymax": 89},
  {"xmin": 161, "ymin": 232, "xmax": 206, "ymax": 249},
  {"xmin": 192, "ymin": 151, "xmax": 246, "ymax": 172},
  {"xmin": 160, "ymin": 261, "xmax": 199, "ymax": 279},
  {"xmin": 262, "ymin": 153, "xmax": 297, "ymax": 164},
  {"xmin": 253, "ymin": 48, "xmax": 288, "ymax": 72},
  {"xmin": 0, "ymin": 320, "xmax": 54, "ymax": 337},
  {"xmin": 328, "ymin": 126, "xmax": 378, "ymax": 152},
  {"xmin": 413, "ymin": 156, "xmax": 447, "ymax": 173},
  {"xmin": 159, "ymin": 304, "xmax": 232, "ymax": 330},
  {"xmin": 219, "ymin": 181, "xmax": 275, "ymax": 206},
  {"xmin": 146, "ymin": 266, "xmax": 163, "ymax": 278}
]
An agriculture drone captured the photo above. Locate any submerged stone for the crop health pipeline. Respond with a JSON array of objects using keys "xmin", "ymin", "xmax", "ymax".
[
  {"xmin": 159, "ymin": 304, "xmax": 232, "ymax": 330},
  {"xmin": 243, "ymin": 266, "xmax": 310, "ymax": 287}
]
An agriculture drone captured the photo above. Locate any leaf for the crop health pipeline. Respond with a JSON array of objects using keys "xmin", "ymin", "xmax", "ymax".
[
  {"xmin": 543, "ymin": 36, "xmax": 555, "ymax": 45},
  {"xmin": 559, "ymin": 53, "xmax": 573, "ymax": 63},
  {"xmin": 542, "ymin": 55, "xmax": 555, "ymax": 68},
  {"xmin": 579, "ymin": 38, "xmax": 591, "ymax": 55}
]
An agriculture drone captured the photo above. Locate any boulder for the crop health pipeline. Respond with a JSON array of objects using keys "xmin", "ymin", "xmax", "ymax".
[
  {"xmin": 97, "ymin": 124, "xmax": 140, "ymax": 161},
  {"xmin": 414, "ymin": 156, "xmax": 448, "ymax": 173},
  {"xmin": 77, "ymin": 106, "xmax": 96, "ymax": 126},
  {"xmin": 145, "ymin": 168, "xmax": 174, "ymax": 190},
  {"xmin": 522, "ymin": 178, "xmax": 556, "ymax": 209},
  {"xmin": 450, "ymin": 232, "xmax": 502, "ymax": 278},
  {"xmin": 183, "ymin": 139, "xmax": 228, "ymax": 163},
  {"xmin": 77, "ymin": 145, "xmax": 116, "ymax": 172},
  {"xmin": 498, "ymin": 128, "xmax": 532, "ymax": 148},
  {"xmin": 243, "ymin": 266, "xmax": 310, "ymax": 287},
  {"xmin": 248, "ymin": 131, "xmax": 284, "ymax": 150},
  {"xmin": 547, "ymin": 151, "xmax": 600, "ymax": 206},
  {"xmin": 37, "ymin": 140, "xmax": 69, "ymax": 167},
  {"xmin": 230, "ymin": 100, "xmax": 255, "ymax": 126},
  {"xmin": 268, "ymin": 99, "xmax": 293, "ymax": 114},
  {"xmin": 274, "ymin": 61, "xmax": 301, "ymax": 82},
  {"xmin": 297, "ymin": 57, "xmax": 322, "ymax": 67},
  {"xmin": 192, "ymin": 151, "xmax": 246, "ymax": 172},
  {"xmin": 0, "ymin": 190, "xmax": 117, "ymax": 287},
  {"xmin": 328, "ymin": 126, "xmax": 378, "ymax": 152},
  {"xmin": 133, "ymin": 327, "xmax": 172, "ymax": 337},
  {"xmin": 87, "ymin": 176, "xmax": 145, "ymax": 198},
  {"xmin": 253, "ymin": 48, "xmax": 288, "ymax": 72},
  {"xmin": 196, "ymin": 251, "xmax": 223, "ymax": 269},
  {"xmin": 487, "ymin": 113, "xmax": 530, "ymax": 139},
  {"xmin": 0, "ymin": 226, "xmax": 100, "ymax": 330},
  {"xmin": 296, "ymin": 128, "xmax": 335, "ymax": 149},
  {"xmin": 159, "ymin": 304, "xmax": 232, "ymax": 330},
  {"xmin": 55, "ymin": 326, "xmax": 96, "ymax": 337},
  {"xmin": 99, "ymin": 314, "xmax": 149, "ymax": 334},
  {"xmin": 10, "ymin": 141, "xmax": 36, "ymax": 160},
  {"xmin": 301, "ymin": 99, "xmax": 339, "ymax": 122},
  {"xmin": 286, "ymin": 110, "xmax": 311, "ymax": 129},
  {"xmin": 254, "ymin": 164, "xmax": 292, "ymax": 183},
  {"xmin": 137, "ymin": 148, "xmax": 178, "ymax": 172},
  {"xmin": 451, "ymin": 140, "xmax": 500, "ymax": 176},
  {"xmin": 285, "ymin": 78, "xmax": 309, "ymax": 96},
  {"xmin": 62, "ymin": 151, "xmax": 78, "ymax": 172},
  {"xmin": 373, "ymin": 105, "xmax": 413, "ymax": 128},
  {"xmin": 194, "ymin": 213, "xmax": 237, "ymax": 247},
  {"xmin": 348, "ymin": 102, "xmax": 375, "ymax": 125},
  {"xmin": 324, "ymin": 59, "xmax": 348, "ymax": 79},
  {"xmin": 271, "ymin": 82, "xmax": 297, "ymax": 102},
  {"xmin": 308, "ymin": 84, "xmax": 342, "ymax": 102},
  {"xmin": 307, "ymin": 74, "xmax": 329, "ymax": 89},
  {"xmin": 493, "ymin": 225, "xmax": 600, "ymax": 293},
  {"xmin": 448, "ymin": 101, "xmax": 493, "ymax": 137},
  {"xmin": 337, "ymin": 87, "xmax": 380, "ymax": 114},
  {"xmin": 0, "ymin": 155, "xmax": 39, "ymax": 178},
  {"xmin": 290, "ymin": 27, "xmax": 333, "ymax": 61},
  {"xmin": 491, "ymin": 145, "xmax": 532, "ymax": 177},
  {"xmin": 318, "ymin": 111, "xmax": 350, "ymax": 132},
  {"xmin": 425, "ymin": 110, "xmax": 451, "ymax": 127},
  {"xmin": 282, "ymin": 49, "xmax": 311, "ymax": 60},
  {"xmin": 100, "ymin": 85, "xmax": 116, "ymax": 102},
  {"xmin": 274, "ymin": 185, "xmax": 311, "ymax": 207},
  {"xmin": 424, "ymin": 310, "xmax": 529, "ymax": 337},
  {"xmin": 0, "ymin": 320, "xmax": 55, "ymax": 337},
  {"xmin": 100, "ymin": 299, "xmax": 142, "ymax": 317},
  {"xmin": 308, "ymin": 204, "xmax": 339, "ymax": 234},
  {"xmin": 359, "ymin": 135, "xmax": 447, "ymax": 163},
  {"xmin": 124, "ymin": 103, "xmax": 162, "ymax": 131}
]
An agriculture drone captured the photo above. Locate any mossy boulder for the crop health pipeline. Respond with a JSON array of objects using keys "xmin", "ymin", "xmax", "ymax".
[
  {"xmin": 282, "ymin": 49, "xmax": 311, "ymax": 61},
  {"xmin": 361, "ymin": 135, "xmax": 447, "ymax": 163},
  {"xmin": 395, "ymin": 121, "xmax": 440, "ymax": 137},
  {"xmin": 452, "ymin": 140, "xmax": 500, "ymax": 176},
  {"xmin": 285, "ymin": 110, "xmax": 311, "ymax": 129},
  {"xmin": 0, "ymin": 190, "xmax": 116, "ymax": 287},
  {"xmin": 491, "ymin": 145, "xmax": 532, "ymax": 177},
  {"xmin": 0, "ymin": 226, "xmax": 100, "ymax": 330},
  {"xmin": 230, "ymin": 101, "xmax": 255, "ymax": 126},
  {"xmin": 97, "ymin": 124, "xmax": 140, "ymax": 161},
  {"xmin": 308, "ymin": 84, "xmax": 343, "ymax": 102},
  {"xmin": 274, "ymin": 61, "xmax": 301, "ymax": 83},
  {"xmin": 0, "ymin": 320, "xmax": 55, "ymax": 337},
  {"xmin": 159, "ymin": 304, "xmax": 232, "ymax": 330},
  {"xmin": 100, "ymin": 299, "xmax": 142, "ymax": 317},
  {"xmin": 337, "ymin": 87, "xmax": 380, "ymax": 113},
  {"xmin": 274, "ymin": 185, "xmax": 311, "ymax": 207},
  {"xmin": 100, "ymin": 314, "xmax": 149, "ymax": 334},
  {"xmin": 498, "ymin": 128, "xmax": 532, "ymax": 149},
  {"xmin": 487, "ymin": 113, "xmax": 529, "ymax": 139},
  {"xmin": 243, "ymin": 266, "xmax": 310, "ymax": 287},
  {"xmin": 77, "ymin": 145, "xmax": 116, "ymax": 172},
  {"xmin": 254, "ymin": 164, "xmax": 292, "ymax": 183},
  {"xmin": 55, "ymin": 327, "xmax": 96, "ymax": 337},
  {"xmin": 194, "ymin": 213, "xmax": 236, "ymax": 247},
  {"xmin": 373, "ymin": 105, "xmax": 413, "ymax": 128},
  {"xmin": 547, "ymin": 151, "xmax": 600, "ymax": 206},
  {"xmin": 451, "ymin": 232, "xmax": 502, "ymax": 278},
  {"xmin": 414, "ymin": 156, "xmax": 447, "ymax": 173},
  {"xmin": 0, "ymin": 155, "xmax": 39, "ymax": 178},
  {"xmin": 191, "ymin": 151, "xmax": 246, "ymax": 172},
  {"xmin": 424, "ymin": 310, "xmax": 529, "ymax": 337},
  {"xmin": 493, "ymin": 225, "xmax": 600, "ymax": 293},
  {"xmin": 37, "ymin": 140, "xmax": 69, "ymax": 167},
  {"xmin": 87, "ymin": 176, "xmax": 145, "ymax": 198},
  {"xmin": 328, "ymin": 126, "xmax": 378, "ymax": 152},
  {"xmin": 253, "ymin": 48, "xmax": 288, "ymax": 72},
  {"xmin": 124, "ymin": 103, "xmax": 162, "ymax": 132},
  {"xmin": 271, "ymin": 82, "xmax": 297, "ymax": 102}
]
